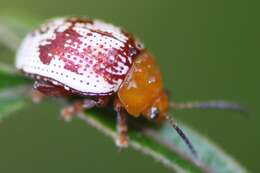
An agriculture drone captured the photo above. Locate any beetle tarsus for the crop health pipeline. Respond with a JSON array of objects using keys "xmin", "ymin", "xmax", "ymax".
[
  {"xmin": 61, "ymin": 105, "xmax": 75, "ymax": 122},
  {"xmin": 61, "ymin": 101, "xmax": 83, "ymax": 122}
]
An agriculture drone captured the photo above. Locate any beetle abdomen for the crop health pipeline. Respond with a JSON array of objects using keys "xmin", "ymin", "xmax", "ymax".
[{"xmin": 16, "ymin": 17, "xmax": 144, "ymax": 95}]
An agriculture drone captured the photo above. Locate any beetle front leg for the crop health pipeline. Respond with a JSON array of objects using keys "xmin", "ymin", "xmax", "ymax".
[
  {"xmin": 116, "ymin": 109, "xmax": 129, "ymax": 148},
  {"xmin": 114, "ymin": 99, "xmax": 129, "ymax": 149}
]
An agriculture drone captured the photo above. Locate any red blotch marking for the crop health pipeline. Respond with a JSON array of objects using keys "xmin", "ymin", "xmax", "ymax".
[
  {"xmin": 38, "ymin": 18, "xmax": 143, "ymax": 85},
  {"xmin": 39, "ymin": 20, "xmax": 84, "ymax": 73}
]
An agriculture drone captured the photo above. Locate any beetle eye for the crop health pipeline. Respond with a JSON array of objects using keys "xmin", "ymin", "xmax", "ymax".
[{"xmin": 150, "ymin": 107, "xmax": 160, "ymax": 120}]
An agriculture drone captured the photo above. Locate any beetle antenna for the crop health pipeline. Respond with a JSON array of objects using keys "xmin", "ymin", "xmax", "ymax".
[
  {"xmin": 170, "ymin": 101, "xmax": 247, "ymax": 114},
  {"xmin": 166, "ymin": 115, "xmax": 198, "ymax": 158}
]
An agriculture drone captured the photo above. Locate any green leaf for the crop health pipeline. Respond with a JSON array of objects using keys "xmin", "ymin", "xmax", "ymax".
[
  {"xmin": 77, "ymin": 109, "xmax": 249, "ymax": 173},
  {"xmin": 0, "ymin": 14, "xmax": 250, "ymax": 173},
  {"xmin": 0, "ymin": 86, "xmax": 30, "ymax": 122},
  {"xmin": 0, "ymin": 67, "xmax": 32, "ymax": 121},
  {"xmin": 0, "ymin": 65, "xmax": 32, "ymax": 90}
]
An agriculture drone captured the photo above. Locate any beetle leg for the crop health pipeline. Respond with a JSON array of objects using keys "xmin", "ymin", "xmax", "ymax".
[
  {"xmin": 31, "ymin": 89, "xmax": 45, "ymax": 103},
  {"xmin": 114, "ymin": 99, "xmax": 129, "ymax": 149},
  {"xmin": 31, "ymin": 81, "xmax": 71, "ymax": 103},
  {"xmin": 116, "ymin": 109, "xmax": 129, "ymax": 149},
  {"xmin": 61, "ymin": 97, "xmax": 109, "ymax": 121},
  {"xmin": 33, "ymin": 81, "xmax": 72, "ymax": 97},
  {"xmin": 61, "ymin": 99, "xmax": 97, "ymax": 122}
]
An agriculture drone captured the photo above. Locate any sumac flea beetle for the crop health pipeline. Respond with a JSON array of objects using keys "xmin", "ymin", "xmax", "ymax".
[{"xmin": 16, "ymin": 17, "xmax": 245, "ymax": 157}]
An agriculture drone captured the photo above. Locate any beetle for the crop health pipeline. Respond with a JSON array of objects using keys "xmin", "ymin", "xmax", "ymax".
[{"xmin": 16, "ymin": 17, "xmax": 245, "ymax": 157}]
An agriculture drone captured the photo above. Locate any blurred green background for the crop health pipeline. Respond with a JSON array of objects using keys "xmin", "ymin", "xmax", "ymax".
[{"xmin": 0, "ymin": 0, "xmax": 259, "ymax": 172}]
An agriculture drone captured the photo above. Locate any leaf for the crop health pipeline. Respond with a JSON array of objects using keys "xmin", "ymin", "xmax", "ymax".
[
  {"xmin": 77, "ymin": 109, "xmax": 249, "ymax": 173},
  {"xmin": 77, "ymin": 110, "xmax": 212, "ymax": 173},
  {"xmin": 0, "ymin": 64, "xmax": 32, "ymax": 90},
  {"xmin": 0, "ymin": 86, "xmax": 30, "ymax": 122},
  {"xmin": 0, "ymin": 14, "xmax": 250, "ymax": 173},
  {"xmin": 0, "ymin": 66, "xmax": 32, "ymax": 121}
]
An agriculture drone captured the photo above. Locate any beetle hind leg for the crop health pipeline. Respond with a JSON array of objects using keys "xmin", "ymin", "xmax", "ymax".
[
  {"xmin": 31, "ymin": 89, "xmax": 45, "ymax": 103},
  {"xmin": 31, "ymin": 81, "xmax": 71, "ymax": 103}
]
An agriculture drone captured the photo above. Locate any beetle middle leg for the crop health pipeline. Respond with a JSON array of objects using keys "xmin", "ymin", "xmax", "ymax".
[
  {"xmin": 61, "ymin": 97, "xmax": 109, "ymax": 121},
  {"xmin": 61, "ymin": 99, "xmax": 96, "ymax": 121},
  {"xmin": 114, "ymin": 99, "xmax": 129, "ymax": 148}
]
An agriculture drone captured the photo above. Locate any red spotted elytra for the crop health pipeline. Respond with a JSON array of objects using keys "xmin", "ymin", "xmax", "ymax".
[{"xmin": 16, "ymin": 17, "xmax": 245, "ymax": 157}]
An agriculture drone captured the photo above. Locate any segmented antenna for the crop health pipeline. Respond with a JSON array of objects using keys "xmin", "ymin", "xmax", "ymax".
[
  {"xmin": 170, "ymin": 100, "xmax": 247, "ymax": 114},
  {"xmin": 166, "ymin": 115, "xmax": 198, "ymax": 158}
]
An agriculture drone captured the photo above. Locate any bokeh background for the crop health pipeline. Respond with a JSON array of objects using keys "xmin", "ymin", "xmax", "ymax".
[{"xmin": 0, "ymin": 0, "xmax": 259, "ymax": 172}]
